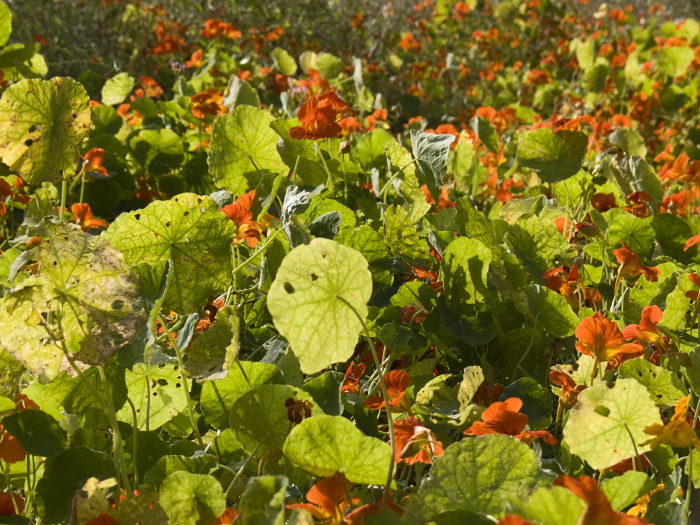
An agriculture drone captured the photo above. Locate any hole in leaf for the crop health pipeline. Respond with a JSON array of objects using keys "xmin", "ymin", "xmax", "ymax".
[
  {"xmin": 165, "ymin": 221, "xmax": 171, "ymax": 227},
  {"xmin": 311, "ymin": 273, "xmax": 319, "ymax": 281},
  {"xmin": 184, "ymin": 211, "xmax": 189, "ymax": 216},
  {"xmin": 637, "ymin": 372, "xmax": 643, "ymax": 378},
  {"xmin": 25, "ymin": 139, "xmax": 33, "ymax": 147},
  {"xmin": 594, "ymin": 405, "xmax": 610, "ymax": 417},
  {"xmin": 112, "ymin": 300, "xmax": 124, "ymax": 311},
  {"xmin": 152, "ymin": 392, "xmax": 158, "ymax": 396},
  {"xmin": 284, "ymin": 282, "xmax": 295, "ymax": 293},
  {"xmin": 28, "ymin": 125, "xmax": 36, "ymax": 133},
  {"xmin": 176, "ymin": 383, "xmax": 181, "ymax": 388},
  {"xmin": 134, "ymin": 214, "xmax": 140, "ymax": 221},
  {"xmin": 157, "ymin": 379, "xmax": 168, "ymax": 386}
]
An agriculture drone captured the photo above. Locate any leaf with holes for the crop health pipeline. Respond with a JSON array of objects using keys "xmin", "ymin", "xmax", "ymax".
[
  {"xmin": 0, "ymin": 77, "xmax": 92, "ymax": 184},
  {"xmin": 268, "ymin": 238, "xmax": 372, "ymax": 374},
  {"xmin": 103, "ymin": 193, "xmax": 235, "ymax": 314}
]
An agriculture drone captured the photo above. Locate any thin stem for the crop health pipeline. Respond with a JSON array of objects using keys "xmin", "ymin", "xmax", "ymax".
[
  {"xmin": 336, "ymin": 295, "xmax": 395, "ymax": 505},
  {"xmin": 512, "ymin": 313, "xmax": 539, "ymax": 382},
  {"xmin": 97, "ymin": 366, "xmax": 132, "ymax": 493},
  {"xmin": 60, "ymin": 178, "xmax": 68, "ymax": 222},
  {"xmin": 225, "ymin": 440, "xmax": 264, "ymax": 498},
  {"xmin": 159, "ymin": 314, "xmax": 204, "ymax": 448},
  {"xmin": 622, "ymin": 422, "xmax": 640, "ymax": 473},
  {"xmin": 230, "ymin": 228, "xmax": 282, "ymax": 277},
  {"xmin": 378, "ymin": 159, "xmax": 417, "ymax": 202},
  {"xmin": 126, "ymin": 396, "xmax": 140, "ymax": 486},
  {"xmin": 685, "ymin": 446, "xmax": 693, "ymax": 524}
]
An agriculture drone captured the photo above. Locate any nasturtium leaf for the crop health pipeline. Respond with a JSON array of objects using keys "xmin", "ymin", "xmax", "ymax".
[
  {"xmin": 125, "ymin": 431, "xmax": 171, "ymax": 478},
  {"xmin": 618, "ymin": 358, "xmax": 687, "ymax": 407},
  {"xmin": 144, "ymin": 454, "xmax": 218, "ymax": 490},
  {"xmin": 2, "ymin": 409, "xmax": 67, "ymax": 457},
  {"xmin": 315, "ymin": 52, "xmax": 343, "ymax": 79},
  {"xmin": 458, "ymin": 366, "xmax": 484, "ymax": 410},
  {"xmin": 609, "ymin": 128, "xmax": 647, "ymax": 158},
  {"xmin": 159, "ymin": 472, "xmax": 226, "ymax": 525},
  {"xmin": 238, "ymin": 475, "xmax": 288, "ymax": 525},
  {"xmin": 104, "ymin": 193, "xmax": 235, "ymax": 314},
  {"xmin": 0, "ymin": 1, "xmax": 11, "ymax": 47},
  {"xmin": 223, "ymin": 75, "xmax": 260, "ymax": 110},
  {"xmin": 439, "ymin": 298, "xmax": 496, "ymax": 346},
  {"xmin": 271, "ymin": 47, "xmax": 297, "ymax": 75},
  {"xmin": 183, "ymin": 306, "xmax": 239, "ymax": 382},
  {"xmin": 208, "ymin": 105, "xmax": 285, "ymax": 195},
  {"xmin": 454, "ymin": 197, "xmax": 503, "ymax": 267},
  {"xmin": 508, "ymin": 486, "xmax": 585, "ymax": 525},
  {"xmin": 131, "ymin": 128, "xmax": 185, "ymax": 175},
  {"xmin": 283, "ymin": 415, "xmax": 391, "ymax": 485},
  {"xmin": 523, "ymin": 284, "xmax": 578, "ymax": 338},
  {"xmin": 442, "ymin": 237, "xmax": 492, "ymax": 310},
  {"xmin": 0, "ymin": 77, "xmax": 92, "ymax": 184},
  {"xmin": 652, "ymin": 213, "xmax": 694, "ymax": 264},
  {"xmin": 116, "ymin": 359, "xmax": 188, "ymax": 430},
  {"xmin": 659, "ymin": 270, "xmax": 695, "ymax": 331},
  {"xmin": 353, "ymin": 128, "xmax": 394, "ymax": 169},
  {"xmin": 658, "ymin": 46, "xmax": 695, "ymax": 78},
  {"xmin": 71, "ymin": 477, "xmax": 118, "ymax": 525},
  {"xmin": 405, "ymin": 435, "xmax": 554, "ymax": 523},
  {"xmin": 35, "ymin": 446, "xmax": 117, "ymax": 524},
  {"xmin": 501, "ymin": 377, "xmax": 553, "ymax": 430},
  {"xmin": 563, "ymin": 378, "xmax": 662, "ymax": 470},
  {"xmin": 303, "ymin": 372, "xmax": 343, "ymax": 416},
  {"xmin": 505, "ymin": 214, "xmax": 576, "ymax": 281},
  {"xmin": 268, "ymin": 238, "xmax": 372, "ymax": 374},
  {"xmin": 101, "ymin": 72, "xmax": 135, "ymax": 106},
  {"xmin": 336, "ymin": 225, "xmax": 392, "ymax": 286},
  {"xmin": 470, "ymin": 116, "xmax": 499, "ymax": 155},
  {"xmin": 201, "ymin": 361, "xmax": 283, "ymax": 429},
  {"xmin": 411, "ymin": 130, "xmax": 455, "ymax": 202},
  {"xmin": 0, "ymin": 221, "xmax": 145, "ymax": 380},
  {"xmin": 516, "ymin": 128, "xmax": 588, "ymax": 183},
  {"xmin": 384, "ymin": 205, "xmax": 430, "ymax": 261},
  {"xmin": 605, "ymin": 211, "xmax": 655, "ymax": 261},
  {"xmin": 601, "ymin": 471, "xmax": 656, "ymax": 512},
  {"xmin": 231, "ymin": 384, "xmax": 320, "ymax": 453},
  {"xmin": 269, "ymin": 118, "xmax": 328, "ymax": 187}
]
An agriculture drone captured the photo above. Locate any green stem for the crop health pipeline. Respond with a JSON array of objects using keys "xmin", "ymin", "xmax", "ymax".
[
  {"xmin": 336, "ymin": 295, "xmax": 395, "ymax": 506},
  {"xmin": 126, "ymin": 396, "xmax": 140, "ymax": 486},
  {"xmin": 97, "ymin": 366, "xmax": 131, "ymax": 493},
  {"xmin": 60, "ymin": 178, "xmax": 68, "ymax": 222},
  {"xmin": 225, "ymin": 440, "xmax": 264, "ymax": 498},
  {"xmin": 685, "ymin": 446, "xmax": 693, "ymax": 524},
  {"xmin": 622, "ymin": 422, "xmax": 639, "ymax": 473},
  {"xmin": 230, "ymin": 228, "xmax": 282, "ymax": 278},
  {"xmin": 158, "ymin": 314, "xmax": 204, "ymax": 448},
  {"xmin": 511, "ymin": 313, "xmax": 539, "ymax": 381},
  {"xmin": 378, "ymin": 159, "xmax": 417, "ymax": 202}
]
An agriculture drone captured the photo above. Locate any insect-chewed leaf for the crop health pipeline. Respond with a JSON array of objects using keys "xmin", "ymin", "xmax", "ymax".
[
  {"xmin": 208, "ymin": 105, "xmax": 285, "ymax": 195},
  {"xmin": 563, "ymin": 378, "xmax": 662, "ymax": 470},
  {"xmin": 283, "ymin": 414, "xmax": 391, "ymax": 485},
  {"xmin": 267, "ymin": 238, "xmax": 372, "ymax": 374},
  {"xmin": 103, "ymin": 193, "xmax": 235, "ymax": 314},
  {"xmin": 0, "ymin": 220, "xmax": 146, "ymax": 381},
  {"xmin": 404, "ymin": 434, "xmax": 554, "ymax": 523},
  {"xmin": 0, "ymin": 77, "xmax": 92, "ymax": 184}
]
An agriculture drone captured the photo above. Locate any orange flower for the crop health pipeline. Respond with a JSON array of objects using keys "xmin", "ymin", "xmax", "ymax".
[
  {"xmin": 393, "ymin": 417, "xmax": 444, "ymax": 464},
  {"xmin": 85, "ymin": 514, "xmax": 119, "ymax": 525},
  {"xmin": 498, "ymin": 517, "xmax": 535, "ymax": 525},
  {"xmin": 622, "ymin": 305, "xmax": 664, "ymax": 345},
  {"xmin": 71, "ymin": 203, "xmax": 109, "ymax": 231},
  {"xmin": 549, "ymin": 370, "xmax": 586, "ymax": 410},
  {"xmin": 290, "ymin": 90, "xmax": 355, "ymax": 140},
  {"xmin": 553, "ymin": 475, "xmax": 650, "ymax": 524},
  {"xmin": 200, "ymin": 19, "xmax": 241, "ymax": 40},
  {"xmin": 613, "ymin": 242, "xmax": 660, "ymax": 293},
  {"xmin": 364, "ymin": 370, "xmax": 412, "ymax": 413},
  {"xmin": 420, "ymin": 185, "xmax": 453, "ymax": 211},
  {"xmin": 640, "ymin": 395, "xmax": 700, "ymax": 451},
  {"xmin": 575, "ymin": 313, "xmax": 643, "ymax": 378},
  {"xmin": 591, "ymin": 192, "xmax": 617, "ymax": 213},
  {"xmin": 190, "ymin": 89, "xmax": 225, "ymax": 119},
  {"xmin": 220, "ymin": 190, "xmax": 274, "ymax": 247},
  {"xmin": 0, "ymin": 492, "xmax": 24, "ymax": 516},
  {"xmin": 685, "ymin": 233, "xmax": 700, "ymax": 251},
  {"xmin": 464, "ymin": 398, "xmax": 558, "ymax": 445},
  {"xmin": 82, "ymin": 148, "xmax": 109, "ymax": 178},
  {"xmin": 0, "ymin": 394, "xmax": 40, "ymax": 464},
  {"xmin": 212, "ymin": 508, "xmax": 239, "ymax": 525},
  {"xmin": 287, "ymin": 473, "xmax": 360, "ymax": 525},
  {"xmin": 341, "ymin": 362, "xmax": 366, "ymax": 396},
  {"xmin": 543, "ymin": 265, "xmax": 583, "ymax": 311},
  {"xmin": 686, "ymin": 273, "xmax": 700, "ymax": 301}
]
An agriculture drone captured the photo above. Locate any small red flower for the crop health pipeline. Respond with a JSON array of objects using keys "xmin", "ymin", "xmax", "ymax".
[{"xmin": 290, "ymin": 91, "xmax": 355, "ymax": 140}]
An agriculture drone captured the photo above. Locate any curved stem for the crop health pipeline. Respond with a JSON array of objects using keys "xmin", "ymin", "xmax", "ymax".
[
  {"xmin": 159, "ymin": 314, "xmax": 204, "ymax": 448},
  {"xmin": 336, "ymin": 295, "xmax": 395, "ymax": 505},
  {"xmin": 225, "ymin": 440, "xmax": 264, "ymax": 498},
  {"xmin": 126, "ymin": 396, "xmax": 140, "ymax": 486}
]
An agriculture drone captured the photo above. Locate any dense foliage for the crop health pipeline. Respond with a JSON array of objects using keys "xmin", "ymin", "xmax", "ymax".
[{"xmin": 0, "ymin": 0, "xmax": 699, "ymax": 523}]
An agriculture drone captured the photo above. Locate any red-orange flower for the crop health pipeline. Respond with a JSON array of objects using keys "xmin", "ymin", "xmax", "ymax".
[
  {"xmin": 0, "ymin": 394, "xmax": 40, "ymax": 464},
  {"xmin": 287, "ymin": 473, "xmax": 360, "ymax": 525},
  {"xmin": 220, "ymin": 190, "xmax": 275, "ymax": 247},
  {"xmin": 0, "ymin": 492, "xmax": 24, "ymax": 516},
  {"xmin": 290, "ymin": 90, "xmax": 355, "ymax": 140},
  {"xmin": 554, "ymin": 475, "xmax": 650, "ymax": 524},
  {"xmin": 685, "ymin": 233, "xmax": 700, "ymax": 251},
  {"xmin": 212, "ymin": 508, "xmax": 239, "ymax": 525},
  {"xmin": 549, "ymin": 369, "xmax": 586, "ymax": 410},
  {"xmin": 575, "ymin": 313, "xmax": 643, "ymax": 375},
  {"xmin": 686, "ymin": 273, "xmax": 700, "ymax": 301},
  {"xmin": 364, "ymin": 370, "xmax": 412, "ymax": 413},
  {"xmin": 613, "ymin": 242, "xmax": 660, "ymax": 292},
  {"xmin": 71, "ymin": 203, "xmax": 109, "ymax": 231},
  {"xmin": 393, "ymin": 417, "xmax": 444, "ymax": 464},
  {"xmin": 622, "ymin": 305, "xmax": 664, "ymax": 345},
  {"xmin": 464, "ymin": 398, "xmax": 558, "ymax": 445},
  {"xmin": 341, "ymin": 362, "xmax": 366, "ymax": 396},
  {"xmin": 190, "ymin": 89, "xmax": 225, "ymax": 119},
  {"xmin": 82, "ymin": 148, "xmax": 109, "ymax": 178}
]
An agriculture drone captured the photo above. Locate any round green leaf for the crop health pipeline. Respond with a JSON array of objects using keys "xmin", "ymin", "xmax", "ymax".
[
  {"xmin": 271, "ymin": 47, "xmax": 297, "ymax": 75},
  {"xmin": 0, "ymin": 77, "xmax": 92, "ymax": 184},
  {"xmin": 283, "ymin": 414, "xmax": 391, "ymax": 485},
  {"xmin": 159, "ymin": 471, "xmax": 226, "ymax": 525},
  {"xmin": 510, "ymin": 486, "xmax": 585, "ymax": 525},
  {"xmin": 104, "ymin": 193, "xmax": 235, "ymax": 314},
  {"xmin": 101, "ymin": 72, "xmax": 135, "ymax": 106},
  {"xmin": 524, "ymin": 284, "xmax": 578, "ymax": 338},
  {"xmin": 0, "ymin": 1, "xmax": 11, "ymax": 47},
  {"xmin": 208, "ymin": 105, "xmax": 285, "ymax": 195},
  {"xmin": 618, "ymin": 358, "xmax": 687, "ymax": 408},
  {"xmin": 563, "ymin": 378, "xmax": 662, "ymax": 470},
  {"xmin": 268, "ymin": 238, "xmax": 372, "ymax": 374},
  {"xmin": 404, "ymin": 435, "xmax": 554, "ymax": 523},
  {"xmin": 2, "ymin": 409, "xmax": 67, "ymax": 457},
  {"xmin": 443, "ymin": 237, "xmax": 492, "ymax": 311},
  {"xmin": 516, "ymin": 128, "xmax": 587, "ymax": 183}
]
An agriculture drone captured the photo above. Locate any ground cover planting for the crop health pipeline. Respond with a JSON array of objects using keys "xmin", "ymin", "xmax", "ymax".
[{"xmin": 0, "ymin": 0, "xmax": 699, "ymax": 523}]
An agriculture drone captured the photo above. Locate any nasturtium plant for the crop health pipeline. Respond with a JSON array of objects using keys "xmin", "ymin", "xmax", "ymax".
[
  {"xmin": 268, "ymin": 238, "xmax": 372, "ymax": 374},
  {"xmin": 516, "ymin": 128, "xmax": 588, "ymax": 183},
  {"xmin": 0, "ymin": 77, "xmax": 92, "ymax": 184}
]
